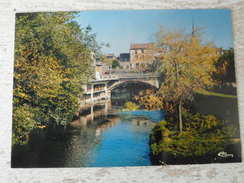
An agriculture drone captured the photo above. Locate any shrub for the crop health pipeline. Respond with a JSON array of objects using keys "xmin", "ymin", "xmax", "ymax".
[
  {"xmin": 150, "ymin": 112, "xmax": 231, "ymax": 158},
  {"xmin": 12, "ymin": 105, "xmax": 36, "ymax": 145},
  {"xmin": 123, "ymin": 101, "xmax": 139, "ymax": 111}
]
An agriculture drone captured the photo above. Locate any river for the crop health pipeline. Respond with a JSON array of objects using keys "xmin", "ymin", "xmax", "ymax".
[{"xmin": 11, "ymin": 100, "xmax": 165, "ymax": 168}]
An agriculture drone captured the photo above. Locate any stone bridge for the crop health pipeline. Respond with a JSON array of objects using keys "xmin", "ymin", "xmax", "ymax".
[
  {"xmin": 80, "ymin": 72, "xmax": 160, "ymax": 105},
  {"xmin": 105, "ymin": 73, "xmax": 160, "ymax": 90}
]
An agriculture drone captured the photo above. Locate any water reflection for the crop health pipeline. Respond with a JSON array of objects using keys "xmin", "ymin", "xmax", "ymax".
[
  {"xmin": 64, "ymin": 101, "xmax": 121, "ymax": 167},
  {"xmin": 64, "ymin": 100, "xmax": 159, "ymax": 167},
  {"xmin": 11, "ymin": 99, "xmax": 164, "ymax": 167}
]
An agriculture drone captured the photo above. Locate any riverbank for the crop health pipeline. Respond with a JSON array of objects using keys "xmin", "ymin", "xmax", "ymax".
[
  {"xmin": 12, "ymin": 102, "xmax": 165, "ymax": 167},
  {"xmin": 149, "ymin": 91, "xmax": 241, "ymax": 165}
]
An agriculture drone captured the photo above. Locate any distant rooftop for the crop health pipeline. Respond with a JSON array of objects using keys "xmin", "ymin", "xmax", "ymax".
[{"xmin": 130, "ymin": 43, "xmax": 154, "ymax": 50}]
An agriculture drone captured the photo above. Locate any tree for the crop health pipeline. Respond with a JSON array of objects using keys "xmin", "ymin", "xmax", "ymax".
[
  {"xmin": 154, "ymin": 28, "xmax": 220, "ymax": 132},
  {"xmin": 214, "ymin": 48, "xmax": 236, "ymax": 84},
  {"xmin": 123, "ymin": 101, "xmax": 139, "ymax": 111},
  {"xmin": 150, "ymin": 113, "xmax": 232, "ymax": 163},
  {"xmin": 100, "ymin": 55, "xmax": 113, "ymax": 66},
  {"xmin": 13, "ymin": 12, "xmax": 99, "ymax": 145},
  {"xmin": 112, "ymin": 59, "xmax": 120, "ymax": 69},
  {"xmin": 145, "ymin": 59, "xmax": 161, "ymax": 72}
]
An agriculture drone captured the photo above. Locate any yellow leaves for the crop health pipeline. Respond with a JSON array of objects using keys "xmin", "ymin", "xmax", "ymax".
[
  {"xmin": 18, "ymin": 92, "xmax": 30, "ymax": 100},
  {"xmin": 14, "ymin": 90, "xmax": 31, "ymax": 101},
  {"xmin": 12, "ymin": 12, "xmax": 96, "ymax": 145},
  {"xmin": 156, "ymin": 29, "xmax": 220, "ymax": 104},
  {"xmin": 13, "ymin": 87, "xmax": 31, "ymax": 101},
  {"xmin": 123, "ymin": 102, "xmax": 139, "ymax": 111},
  {"xmin": 140, "ymin": 95, "xmax": 163, "ymax": 110}
]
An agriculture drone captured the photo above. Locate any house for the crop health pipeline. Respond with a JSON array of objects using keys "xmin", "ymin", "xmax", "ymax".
[
  {"xmin": 129, "ymin": 43, "xmax": 156, "ymax": 70},
  {"xmin": 119, "ymin": 53, "xmax": 130, "ymax": 62},
  {"xmin": 119, "ymin": 53, "xmax": 131, "ymax": 69}
]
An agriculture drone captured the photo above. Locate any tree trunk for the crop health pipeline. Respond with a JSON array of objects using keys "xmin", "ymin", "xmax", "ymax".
[{"xmin": 178, "ymin": 100, "xmax": 183, "ymax": 133}]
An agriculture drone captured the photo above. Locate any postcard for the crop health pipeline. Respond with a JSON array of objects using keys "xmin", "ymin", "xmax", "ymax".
[{"xmin": 11, "ymin": 9, "xmax": 241, "ymax": 168}]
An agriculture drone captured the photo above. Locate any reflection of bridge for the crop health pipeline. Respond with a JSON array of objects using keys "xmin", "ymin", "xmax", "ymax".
[
  {"xmin": 72, "ymin": 101, "xmax": 112, "ymax": 128},
  {"xmin": 71, "ymin": 100, "xmax": 154, "ymax": 137},
  {"xmin": 80, "ymin": 72, "xmax": 160, "ymax": 105}
]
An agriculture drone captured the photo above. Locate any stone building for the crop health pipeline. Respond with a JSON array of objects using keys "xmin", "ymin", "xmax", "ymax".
[{"xmin": 129, "ymin": 43, "xmax": 157, "ymax": 70}]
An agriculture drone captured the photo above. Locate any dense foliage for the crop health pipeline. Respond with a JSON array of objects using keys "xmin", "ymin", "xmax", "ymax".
[
  {"xmin": 134, "ymin": 28, "xmax": 239, "ymax": 162},
  {"xmin": 122, "ymin": 101, "xmax": 139, "ymax": 111},
  {"xmin": 112, "ymin": 59, "xmax": 120, "ymax": 69},
  {"xmin": 136, "ymin": 28, "xmax": 221, "ymax": 132},
  {"xmin": 214, "ymin": 48, "xmax": 236, "ymax": 84},
  {"xmin": 150, "ymin": 112, "xmax": 235, "ymax": 158},
  {"xmin": 135, "ymin": 89, "xmax": 171, "ymax": 111},
  {"xmin": 13, "ymin": 12, "xmax": 98, "ymax": 145}
]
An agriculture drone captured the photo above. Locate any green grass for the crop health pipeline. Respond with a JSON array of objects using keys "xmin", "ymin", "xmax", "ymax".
[{"xmin": 196, "ymin": 89, "xmax": 237, "ymax": 98}]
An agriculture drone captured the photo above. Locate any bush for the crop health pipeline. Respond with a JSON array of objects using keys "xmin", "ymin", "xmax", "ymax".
[
  {"xmin": 182, "ymin": 112, "xmax": 221, "ymax": 131},
  {"xmin": 123, "ymin": 101, "xmax": 139, "ymax": 111},
  {"xmin": 12, "ymin": 105, "xmax": 36, "ymax": 145},
  {"xmin": 150, "ymin": 112, "xmax": 231, "ymax": 158}
]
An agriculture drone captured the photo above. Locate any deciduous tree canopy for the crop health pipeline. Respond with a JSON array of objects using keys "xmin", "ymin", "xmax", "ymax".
[
  {"xmin": 137, "ymin": 28, "xmax": 221, "ymax": 132},
  {"xmin": 13, "ymin": 12, "xmax": 99, "ymax": 145}
]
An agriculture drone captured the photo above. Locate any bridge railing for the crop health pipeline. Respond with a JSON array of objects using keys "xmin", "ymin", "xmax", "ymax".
[
  {"xmin": 101, "ymin": 74, "xmax": 119, "ymax": 80},
  {"xmin": 116, "ymin": 72, "xmax": 160, "ymax": 79},
  {"xmin": 91, "ymin": 72, "xmax": 160, "ymax": 82}
]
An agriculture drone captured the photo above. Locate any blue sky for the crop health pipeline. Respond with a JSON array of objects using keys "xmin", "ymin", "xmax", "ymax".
[{"xmin": 75, "ymin": 9, "xmax": 233, "ymax": 56}]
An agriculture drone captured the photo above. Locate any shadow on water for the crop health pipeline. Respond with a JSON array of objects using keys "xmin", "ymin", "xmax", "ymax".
[
  {"xmin": 12, "ymin": 98, "xmax": 165, "ymax": 167},
  {"xmin": 118, "ymin": 110, "xmax": 165, "ymax": 123},
  {"xmin": 12, "ymin": 82, "xmax": 241, "ymax": 167}
]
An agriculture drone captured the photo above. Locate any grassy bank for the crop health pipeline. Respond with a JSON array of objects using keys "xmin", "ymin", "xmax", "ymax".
[
  {"xmin": 150, "ymin": 90, "xmax": 241, "ymax": 165},
  {"xmin": 196, "ymin": 89, "xmax": 237, "ymax": 98},
  {"xmin": 193, "ymin": 90, "xmax": 239, "ymax": 130}
]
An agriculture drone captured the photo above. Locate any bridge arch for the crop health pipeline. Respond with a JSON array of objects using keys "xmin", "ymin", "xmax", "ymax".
[
  {"xmin": 108, "ymin": 79, "xmax": 159, "ymax": 92},
  {"xmin": 80, "ymin": 72, "xmax": 160, "ymax": 104}
]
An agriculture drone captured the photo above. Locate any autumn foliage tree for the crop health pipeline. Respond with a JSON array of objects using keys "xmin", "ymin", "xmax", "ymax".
[
  {"xmin": 157, "ymin": 28, "xmax": 220, "ymax": 132},
  {"xmin": 13, "ymin": 12, "xmax": 99, "ymax": 145},
  {"xmin": 137, "ymin": 28, "xmax": 220, "ymax": 132}
]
